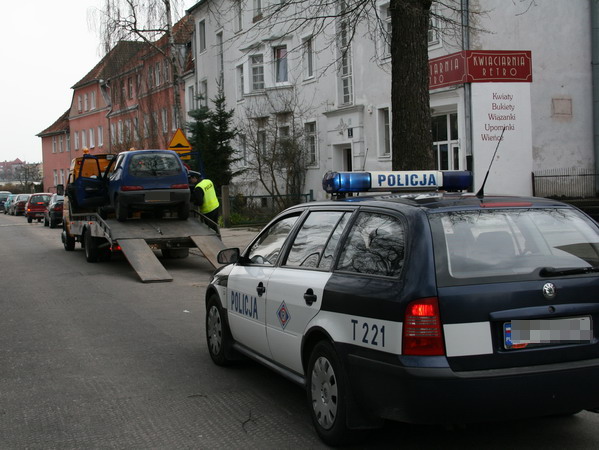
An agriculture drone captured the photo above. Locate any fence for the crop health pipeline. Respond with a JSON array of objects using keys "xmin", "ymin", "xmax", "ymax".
[
  {"xmin": 532, "ymin": 168, "xmax": 599, "ymax": 199},
  {"xmin": 221, "ymin": 189, "xmax": 315, "ymax": 227}
]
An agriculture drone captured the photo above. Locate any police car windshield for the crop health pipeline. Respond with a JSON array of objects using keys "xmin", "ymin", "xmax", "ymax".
[{"xmin": 430, "ymin": 208, "xmax": 599, "ymax": 285}]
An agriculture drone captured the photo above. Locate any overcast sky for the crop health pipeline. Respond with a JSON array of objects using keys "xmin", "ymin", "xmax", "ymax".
[{"xmin": 0, "ymin": 0, "xmax": 194, "ymax": 164}]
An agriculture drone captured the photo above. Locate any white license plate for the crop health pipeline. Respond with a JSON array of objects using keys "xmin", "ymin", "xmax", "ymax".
[
  {"xmin": 145, "ymin": 191, "xmax": 170, "ymax": 202},
  {"xmin": 504, "ymin": 316, "xmax": 593, "ymax": 349}
]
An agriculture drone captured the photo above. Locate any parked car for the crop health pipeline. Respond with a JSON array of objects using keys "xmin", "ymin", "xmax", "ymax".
[
  {"xmin": 76, "ymin": 150, "xmax": 190, "ymax": 222},
  {"xmin": 12, "ymin": 194, "xmax": 31, "ymax": 216},
  {"xmin": 0, "ymin": 191, "xmax": 11, "ymax": 213},
  {"xmin": 25, "ymin": 193, "xmax": 52, "ymax": 223},
  {"xmin": 3, "ymin": 193, "xmax": 15, "ymax": 214},
  {"xmin": 43, "ymin": 194, "xmax": 64, "ymax": 228},
  {"xmin": 206, "ymin": 169, "xmax": 599, "ymax": 445}
]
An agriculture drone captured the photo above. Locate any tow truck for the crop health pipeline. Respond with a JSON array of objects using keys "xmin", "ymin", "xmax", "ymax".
[{"xmin": 59, "ymin": 151, "xmax": 225, "ymax": 282}]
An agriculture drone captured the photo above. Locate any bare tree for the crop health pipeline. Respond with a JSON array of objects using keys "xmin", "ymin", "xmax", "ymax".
[
  {"xmin": 15, "ymin": 164, "xmax": 42, "ymax": 192},
  {"xmin": 95, "ymin": 0, "xmax": 188, "ymax": 129}
]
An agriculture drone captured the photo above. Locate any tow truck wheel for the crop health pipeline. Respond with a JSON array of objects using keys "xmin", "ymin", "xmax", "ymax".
[
  {"xmin": 206, "ymin": 294, "xmax": 234, "ymax": 366},
  {"xmin": 307, "ymin": 341, "xmax": 356, "ymax": 446},
  {"xmin": 62, "ymin": 226, "xmax": 75, "ymax": 251},
  {"xmin": 84, "ymin": 229, "xmax": 100, "ymax": 263}
]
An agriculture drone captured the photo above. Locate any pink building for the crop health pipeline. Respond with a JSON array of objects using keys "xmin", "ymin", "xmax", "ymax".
[{"xmin": 38, "ymin": 16, "xmax": 193, "ymax": 192}]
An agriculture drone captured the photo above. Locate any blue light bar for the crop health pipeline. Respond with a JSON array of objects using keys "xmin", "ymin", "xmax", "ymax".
[{"xmin": 323, "ymin": 170, "xmax": 472, "ymax": 194}]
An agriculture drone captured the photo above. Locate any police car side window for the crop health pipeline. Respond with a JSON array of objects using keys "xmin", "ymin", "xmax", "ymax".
[
  {"xmin": 285, "ymin": 211, "xmax": 348, "ymax": 269},
  {"xmin": 246, "ymin": 214, "xmax": 299, "ymax": 265},
  {"xmin": 336, "ymin": 212, "xmax": 405, "ymax": 277}
]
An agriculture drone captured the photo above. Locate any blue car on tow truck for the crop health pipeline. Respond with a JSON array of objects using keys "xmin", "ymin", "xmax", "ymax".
[{"xmin": 205, "ymin": 170, "xmax": 599, "ymax": 446}]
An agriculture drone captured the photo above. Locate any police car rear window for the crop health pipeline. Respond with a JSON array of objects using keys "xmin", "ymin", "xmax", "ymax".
[{"xmin": 430, "ymin": 208, "xmax": 599, "ymax": 285}]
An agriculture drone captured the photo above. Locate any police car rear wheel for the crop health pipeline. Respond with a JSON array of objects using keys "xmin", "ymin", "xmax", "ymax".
[
  {"xmin": 206, "ymin": 295, "xmax": 233, "ymax": 366},
  {"xmin": 307, "ymin": 341, "xmax": 353, "ymax": 446}
]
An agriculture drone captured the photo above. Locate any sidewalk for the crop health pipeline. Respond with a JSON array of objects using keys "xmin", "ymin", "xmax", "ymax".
[{"xmin": 219, "ymin": 226, "xmax": 262, "ymax": 249}]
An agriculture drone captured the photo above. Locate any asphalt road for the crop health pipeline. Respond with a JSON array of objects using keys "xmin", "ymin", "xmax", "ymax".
[{"xmin": 1, "ymin": 212, "xmax": 598, "ymax": 449}]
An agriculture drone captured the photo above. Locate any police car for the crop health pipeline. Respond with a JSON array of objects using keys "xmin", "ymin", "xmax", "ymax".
[{"xmin": 204, "ymin": 170, "xmax": 599, "ymax": 445}]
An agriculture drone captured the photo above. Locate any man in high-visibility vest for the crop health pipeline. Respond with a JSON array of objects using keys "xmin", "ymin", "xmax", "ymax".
[{"xmin": 189, "ymin": 173, "xmax": 220, "ymax": 231}]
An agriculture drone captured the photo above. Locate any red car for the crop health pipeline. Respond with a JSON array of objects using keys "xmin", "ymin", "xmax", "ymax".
[
  {"xmin": 25, "ymin": 193, "xmax": 51, "ymax": 223},
  {"xmin": 12, "ymin": 194, "xmax": 30, "ymax": 216}
]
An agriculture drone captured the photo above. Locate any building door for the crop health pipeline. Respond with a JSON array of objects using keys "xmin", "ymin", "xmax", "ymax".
[{"xmin": 432, "ymin": 113, "xmax": 459, "ymax": 170}]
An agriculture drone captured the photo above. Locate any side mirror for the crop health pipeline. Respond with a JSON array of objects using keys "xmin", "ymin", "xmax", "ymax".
[
  {"xmin": 56, "ymin": 184, "xmax": 64, "ymax": 196},
  {"xmin": 217, "ymin": 248, "xmax": 240, "ymax": 265}
]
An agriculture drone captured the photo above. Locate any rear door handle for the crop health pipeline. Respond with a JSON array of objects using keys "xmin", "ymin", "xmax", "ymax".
[{"xmin": 304, "ymin": 288, "xmax": 317, "ymax": 306}]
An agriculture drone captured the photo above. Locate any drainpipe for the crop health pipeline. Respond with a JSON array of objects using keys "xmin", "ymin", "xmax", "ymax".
[
  {"xmin": 462, "ymin": 0, "xmax": 473, "ymax": 176},
  {"xmin": 592, "ymin": 0, "xmax": 599, "ymax": 186}
]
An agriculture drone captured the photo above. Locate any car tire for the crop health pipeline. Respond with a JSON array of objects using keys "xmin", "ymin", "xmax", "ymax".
[
  {"xmin": 27, "ymin": 216, "xmax": 32, "ymax": 223},
  {"xmin": 49, "ymin": 217, "xmax": 57, "ymax": 229},
  {"xmin": 84, "ymin": 229, "xmax": 100, "ymax": 263},
  {"xmin": 115, "ymin": 197, "xmax": 128, "ymax": 222},
  {"xmin": 206, "ymin": 294, "xmax": 234, "ymax": 366},
  {"xmin": 177, "ymin": 202, "xmax": 190, "ymax": 220},
  {"xmin": 44, "ymin": 217, "xmax": 49, "ymax": 227},
  {"xmin": 307, "ymin": 341, "xmax": 356, "ymax": 447},
  {"xmin": 62, "ymin": 227, "xmax": 76, "ymax": 252},
  {"xmin": 161, "ymin": 248, "xmax": 189, "ymax": 259}
]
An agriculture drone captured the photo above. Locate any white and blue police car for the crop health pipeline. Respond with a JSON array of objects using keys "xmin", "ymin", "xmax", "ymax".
[{"xmin": 204, "ymin": 170, "xmax": 599, "ymax": 445}]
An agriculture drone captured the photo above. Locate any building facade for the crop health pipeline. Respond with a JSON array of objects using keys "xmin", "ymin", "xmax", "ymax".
[{"xmin": 184, "ymin": 0, "xmax": 595, "ymax": 200}]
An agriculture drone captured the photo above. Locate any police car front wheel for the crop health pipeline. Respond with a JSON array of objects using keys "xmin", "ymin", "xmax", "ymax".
[
  {"xmin": 307, "ymin": 341, "xmax": 356, "ymax": 446},
  {"xmin": 206, "ymin": 294, "xmax": 233, "ymax": 366}
]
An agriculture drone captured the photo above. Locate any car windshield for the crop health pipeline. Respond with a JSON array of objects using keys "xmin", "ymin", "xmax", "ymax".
[
  {"xmin": 430, "ymin": 207, "xmax": 599, "ymax": 284},
  {"xmin": 128, "ymin": 153, "xmax": 182, "ymax": 177}
]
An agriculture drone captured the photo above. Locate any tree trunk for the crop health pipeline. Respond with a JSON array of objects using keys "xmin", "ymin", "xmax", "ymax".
[
  {"xmin": 391, "ymin": 0, "xmax": 435, "ymax": 170},
  {"xmin": 164, "ymin": 0, "xmax": 184, "ymax": 130}
]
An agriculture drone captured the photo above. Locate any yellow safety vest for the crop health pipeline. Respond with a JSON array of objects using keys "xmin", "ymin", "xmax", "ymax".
[{"xmin": 196, "ymin": 179, "xmax": 220, "ymax": 214}]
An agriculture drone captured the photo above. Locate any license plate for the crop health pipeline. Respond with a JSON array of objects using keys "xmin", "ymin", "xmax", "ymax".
[
  {"xmin": 145, "ymin": 191, "xmax": 170, "ymax": 202},
  {"xmin": 504, "ymin": 316, "xmax": 593, "ymax": 350}
]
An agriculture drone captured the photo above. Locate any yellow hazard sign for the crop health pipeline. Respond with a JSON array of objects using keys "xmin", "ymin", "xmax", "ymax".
[{"xmin": 168, "ymin": 128, "xmax": 192, "ymax": 160}]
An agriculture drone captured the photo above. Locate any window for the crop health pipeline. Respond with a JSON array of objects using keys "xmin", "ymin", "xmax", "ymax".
[
  {"xmin": 188, "ymin": 85, "xmax": 196, "ymax": 111},
  {"xmin": 81, "ymin": 128, "xmax": 87, "ymax": 149},
  {"xmin": 199, "ymin": 20, "xmax": 206, "ymax": 52},
  {"xmin": 381, "ymin": 4, "xmax": 392, "ymax": 58},
  {"xmin": 52, "ymin": 137, "xmax": 57, "ymax": 154},
  {"xmin": 97, "ymin": 126, "xmax": 103, "ymax": 147},
  {"xmin": 338, "ymin": 21, "xmax": 353, "ymax": 105},
  {"xmin": 239, "ymin": 134, "xmax": 247, "ymax": 166},
  {"xmin": 84, "ymin": 94, "xmax": 89, "ymax": 111},
  {"xmin": 118, "ymin": 120, "xmax": 123, "ymax": 144},
  {"xmin": 253, "ymin": 0, "xmax": 262, "ymax": 21},
  {"xmin": 200, "ymin": 80, "xmax": 208, "ymax": 108},
  {"xmin": 236, "ymin": 65, "xmax": 245, "ymax": 100},
  {"xmin": 257, "ymin": 129, "xmax": 267, "ymax": 155},
  {"xmin": 59, "ymin": 136, "xmax": 63, "ymax": 153},
  {"xmin": 163, "ymin": 59, "xmax": 170, "ymax": 82},
  {"xmin": 247, "ymin": 214, "xmax": 299, "ymax": 265},
  {"xmin": 124, "ymin": 119, "xmax": 131, "ymax": 141},
  {"xmin": 303, "ymin": 37, "xmax": 314, "ymax": 79},
  {"xmin": 74, "ymin": 130, "xmax": 79, "ymax": 150},
  {"xmin": 77, "ymin": 95, "xmax": 82, "ymax": 112},
  {"xmin": 172, "ymin": 107, "xmax": 178, "ymax": 131},
  {"xmin": 143, "ymin": 114, "xmax": 150, "ymax": 138},
  {"xmin": 89, "ymin": 128, "xmax": 95, "ymax": 148},
  {"xmin": 337, "ymin": 212, "xmax": 405, "ymax": 277},
  {"xmin": 274, "ymin": 46, "xmax": 288, "ymax": 83},
  {"xmin": 432, "ymin": 113, "xmax": 459, "ymax": 170},
  {"xmin": 235, "ymin": 0, "xmax": 243, "ymax": 32},
  {"xmin": 148, "ymin": 66, "xmax": 154, "ymax": 87},
  {"xmin": 378, "ymin": 108, "xmax": 391, "ymax": 157},
  {"xmin": 429, "ymin": 7, "xmax": 439, "ymax": 45},
  {"xmin": 216, "ymin": 32, "xmax": 224, "ymax": 85},
  {"xmin": 53, "ymin": 170, "xmax": 58, "ymax": 187},
  {"xmin": 91, "ymin": 91, "xmax": 97, "ymax": 109},
  {"xmin": 134, "ymin": 118, "xmax": 139, "ymax": 141},
  {"xmin": 110, "ymin": 124, "xmax": 116, "ymax": 144},
  {"xmin": 251, "ymin": 54, "xmax": 264, "ymax": 91},
  {"xmin": 161, "ymin": 108, "xmax": 168, "ymax": 133},
  {"xmin": 285, "ymin": 211, "xmax": 349, "ymax": 269},
  {"xmin": 152, "ymin": 112, "xmax": 159, "ymax": 136},
  {"xmin": 128, "ymin": 77, "xmax": 134, "ymax": 99},
  {"xmin": 305, "ymin": 122, "xmax": 317, "ymax": 165},
  {"xmin": 66, "ymin": 134, "xmax": 70, "ymax": 152}
]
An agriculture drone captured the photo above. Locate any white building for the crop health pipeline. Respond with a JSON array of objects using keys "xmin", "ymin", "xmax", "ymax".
[{"xmin": 185, "ymin": 0, "xmax": 596, "ymax": 200}]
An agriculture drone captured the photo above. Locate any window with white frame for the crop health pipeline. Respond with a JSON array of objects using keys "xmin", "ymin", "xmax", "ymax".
[
  {"xmin": 124, "ymin": 119, "xmax": 131, "ymax": 142},
  {"xmin": 305, "ymin": 121, "xmax": 317, "ymax": 165},
  {"xmin": 60, "ymin": 169, "xmax": 64, "ymax": 185},
  {"xmin": 118, "ymin": 120, "xmax": 123, "ymax": 143},
  {"xmin": 381, "ymin": 4, "xmax": 391, "ymax": 58},
  {"xmin": 216, "ymin": 32, "xmax": 224, "ymax": 85},
  {"xmin": 253, "ymin": 0, "xmax": 262, "ymax": 20},
  {"xmin": 59, "ymin": 136, "xmax": 63, "ymax": 152},
  {"xmin": 257, "ymin": 129, "xmax": 267, "ymax": 155},
  {"xmin": 251, "ymin": 54, "xmax": 264, "ymax": 91},
  {"xmin": 133, "ymin": 118, "xmax": 139, "ymax": 141},
  {"xmin": 77, "ymin": 95, "xmax": 82, "ymax": 112},
  {"xmin": 239, "ymin": 134, "xmax": 247, "ymax": 166},
  {"xmin": 432, "ymin": 113, "xmax": 459, "ymax": 170},
  {"xmin": 128, "ymin": 77, "xmax": 134, "ymax": 99},
  {"xmin": 66, "ymin": 134, "xmax": 70, "ymax": 152},
  {"xmin": 52, "ymin": 137, "xmax": 57, "ymax": 153},
  {"xmin": 303, "ymin": 37, "xmax": 314, "ymax": 79},
  {"xmin": 155, "ymin": 62, "xmax": 161, "ymax": 86},
  {"xmin": 235, "ymin": 0, "xmax": 243, "ymax": 32},
  {"xmin": 91, "ymin": 91, "xmax": 97, "ymax": 109},
  {"xmin": 378, "ymin": 107, "xmax": 391, "ymax": 157},
  {"xmin": 74, "ymin": 131, "xmax": 80, "ymax": 150},
  {"xmin": 161, "ymin": 109, "xmax": 168, "ymax": 133},
  {"xmin": 97, "ymin": 126, "xmax": 103, "ymax": 147},
  {"xmin": 81, "ymin": 129, "xmax": 87, "ymax": 149},
  {"xmin": 84, "ymin": 93, "xmax": 89, "ymax": 111},
  {"xmin": 111, "ymin": 123, "xmax": 116, "ymax": 144},
  {"xmin": 172, "ymin": 107, "xmax": 177, "ymax": 131},
  {"xmin": 199, "ymin": 20, "xmax": 206, "ymax": 52},
  {"xmin": 338, "ymin": 20, "xmax": 353, "ymax": 105},
  {"xmin": 236, "ymin": 65, "xmax": 244, "ymax": 100},
  {"xmin": 200, "ymin": 80, "xmax": 208, "ymax": 107},
  {"xmin": 143, "ymin": 114, "xmax": 150, "ymax": 138},
  {"xmin": 429, "ymin": 7, "xmax": 439, "ymax": 45},
  {"xmin": 274, "ymin": 46, "xmax": 288, "ymax": 83},
  {"xmin": 89, "ymin": 128, "xmax": 95, "ymax": 148},
  {"xmin": 188, "ymin": 85, "xmax": 196, "ymax": 111},
  {"xmin": 53, "ymin": 170, "xmax": 58, "ymax": 187}
]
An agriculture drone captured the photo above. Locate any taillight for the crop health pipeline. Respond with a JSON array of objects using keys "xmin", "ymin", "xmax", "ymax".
[
  {"xmin": 170, "ymin": 184, "xmax": 189, "ymax": 189},
  {"xmin": 121, "ymin": 186, "xmax": 144, "ymax": 191},
  {"xmin": 402, "ymin": 297, "xmax": 445, "ymax": 356}
]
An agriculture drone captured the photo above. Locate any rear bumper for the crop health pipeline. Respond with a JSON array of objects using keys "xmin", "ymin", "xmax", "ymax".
[
  {"xmin": 344, "ymin": 349, "xmax": 599, "ymax": 424},
  {"xmin": 26, "ymin": 210, "xmax": 45, "ymax": 218},
  {"xmin": 118, "ymin": 190, "xmax": 189, "ymax": 208}
]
